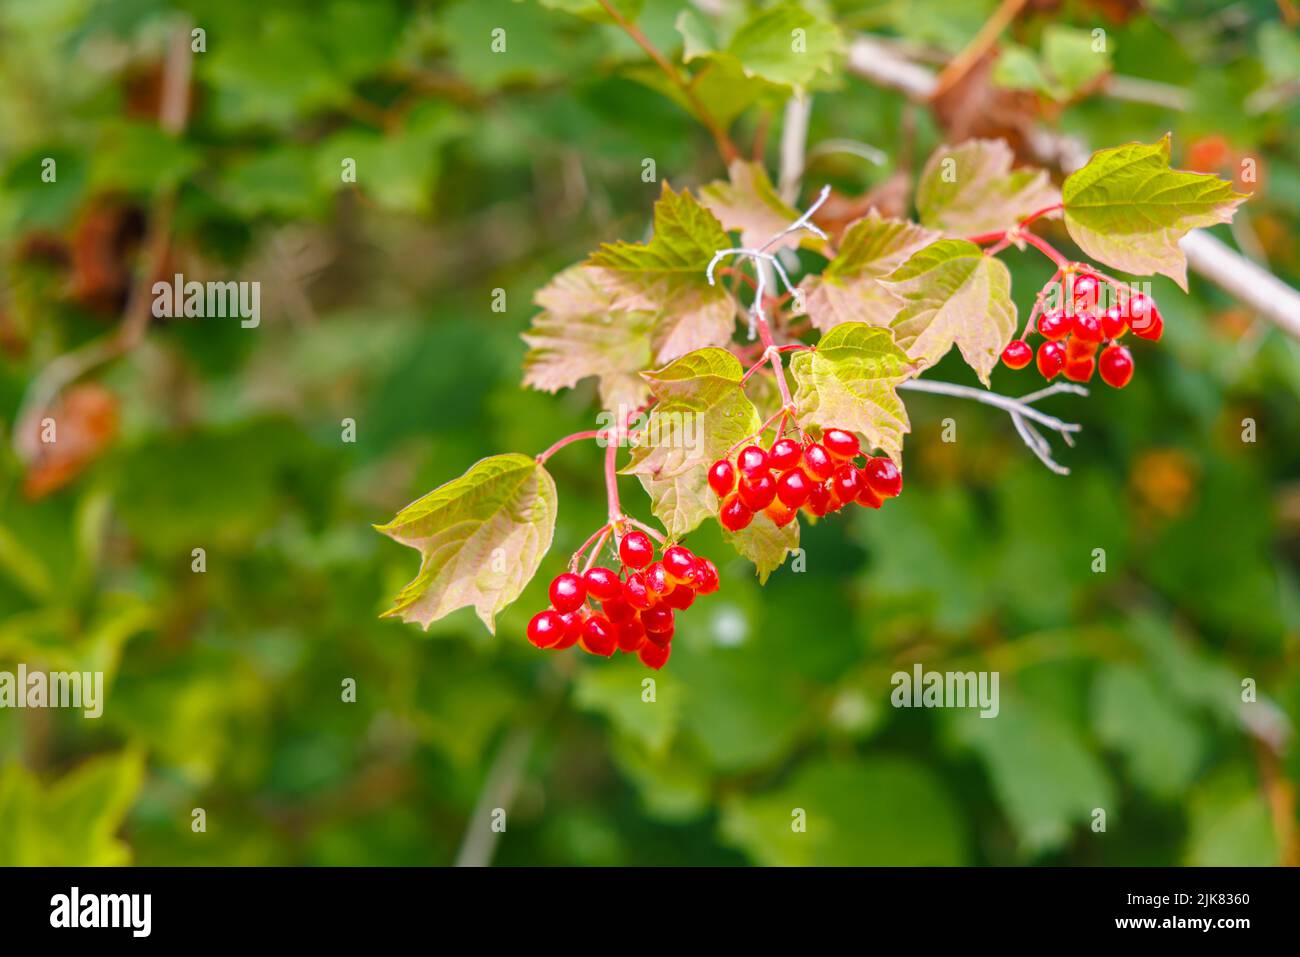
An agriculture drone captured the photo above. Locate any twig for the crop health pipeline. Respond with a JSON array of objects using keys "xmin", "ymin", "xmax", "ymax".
[
  {"xmin": 899, "ymin": 378, "xmax": 1085, "ymax": 474},
  {"xmin": 777, "ymin": 95, "xmax": 813, "ymax": 205},
  {"xmin": 931, "ymin": 0, "xmax": 1029, "ymax": 98},
  {"xmin": 596, "ymin": 0, "xmax": 739, "ymax": 163}
]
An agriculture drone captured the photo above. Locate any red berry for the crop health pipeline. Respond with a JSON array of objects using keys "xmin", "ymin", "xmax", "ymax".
[
  {"xmin": 554, "ymin": 610, "xmax": 584, "ymax": 649},
  {"xmin": 548, "ymin": 572, "xmax": 586, "ymax": 613},
  {"xmin": 662, "ymin": 545, "xmax": 695, "ymax": 584},
  {"xmin": 1098, "ymin": 344, "xmax": 1134, "ymax": 388},
  {"xmin": 1072, "ymin": 272, "xmax": 1101, "ymax": 310},
  {"xmin": 642, "ymin": 605, "xmax": 674, "ymax": 634},
  {"xmin": 737, "ymin": 445, "xmax": 769, "ymax": 477},
  {"xmin": 526, "ymin": 610, "xmax": 566, "ymax": 649},
  {"xmin": 766, "ymin": 501, "xmax": 797, "ymax": 527},
  {"xmin": 1036, "ymin": 341, "xmax": 1066, "ymax": 378},
  {"xmin": 638, "ymin": 640, "xmax": 671, "ymax": 670},
  {"xmin": 1072, "ymin": 311, "xmax": 1103, "ymax": 344},
  {"xmin": 1001, "ymin": 340, "xmax": 1033, "ymax": 369},
  {"xmin": 579, "ymin": 615, "xmax": 617, "ymax": 656},
  {"xmin": 775, "ymin": 468, "xmax": 811, "ymax": 508},
  {"xmin": 1127, "ymin": 293, "xmax": 1163, "ymax": 340},
  {"xmin": 1037, "ymin": 309, "xmax": 1070, "ymax": 341},
  {"xmin": 1063, "ymin": 354, "xmax": 1095, "ymax": 383},
  {"xmin": 805, "ymin": 481, "xmax": 832, "ymax": 517},
  {"xmin": 823, "ymin": 478, "xmax": 847, "ymax": 513},
  {"xmin": 663, "ymin": 585, "xmax": 695, "ymax": 610},
  {"xmin": 831, "ymin": 463, "xmax": 862, "ymax": 501},
  {"xmin": 602, "ymin": 596, "xmax": 636, "ymax": 623},
  {"xmin": 644, "ymin": 561, "xmax": 669, "ymax": 596},
  {"xmin": 1066, "ymin": 335, "xmax": 1099, "ymax": 360},
  {"xmin": 768, "ymin": 438, "xmax": 802, "ymax": 470},
  {"xmin": 856, "ymin": 476, "xmax": 883, "ymax": 509},
  {"xmin": 623, "ymin": 572, "xmax": 653, "ymax": 609},
  {"xmin": 862, "ymin": 456, "xmax": 902, "ymax": 498},
  {"xmin": 719, "ymin": 493, "xmax": 754, "ymax": 531},
  {"xmin": 615, "ymin": 616, "xmax": 646, "ymax": 652},
  {"xmin": 1101, "ymin": 305, "xmax": 1128, "ymax": 340},
  {"xmin": 619, "ymin": 531, "xmax": 654, "ymax": 569},
  {"xmin": 802, "ymin": 443, "xmax": 834, "ymax": 481},
  {"xmin": 823, "ymin": 429, "xmax": 860, "ymax": 460},
  {"xmin": 584, "ymin": 566, "xmax": 622, "ymax": 602},
  {"xmin": 695, "ymin": 558, "xmax": 720, "ymax": 595},
  {"xmin": 707, "ymin": 459, "xmax": 736, "ymax": 496},
  {"xmin": 738, "ymin": 471, "xmax": 777, "ymax": 511}
]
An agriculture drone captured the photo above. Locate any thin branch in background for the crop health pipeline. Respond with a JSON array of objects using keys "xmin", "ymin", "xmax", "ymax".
[
  {"xmin": 777, "ymin": 94, "xmax": 814, "ymax": 204},
  {"xmin": 453, "ymin": 725, "xmax": 536, "ymax": 867},
  {"xmin": 930, "ymin": 0, "xmax": 1029, "ymax": 99},
  {"xmin": 899, "ymin": 379, "xmax": 1086, "ymax": 474},
  {"xmin": 12, "ymin": 20, "xmax": 193, "ymax": 461},
  {"xmin": 596, "ymin": 0, "xmax": 739, "ymax": 163}
]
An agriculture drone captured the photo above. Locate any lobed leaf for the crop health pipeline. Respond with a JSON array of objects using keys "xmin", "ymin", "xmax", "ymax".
[
  {"xmin": 724, "ymin": 511, "xmax": 799, "ymax": 584},
  {"xmin": 879, "ymin": 238, "xmax": 1018, "ymax": 386},
  {"xmin": 589, "ymin": 183, "xmax": 735, "ymax": 364},
  {"xmin": 798, "ymin": 212, "xmax": 940, "ymax": 332},
  {"xmin": 624, "ymin": 348, "xmax": 761, "ymax": 538},
  {"xmin": 916, "ymin": 139, "xmax": 1059, "ymax": 236},
  {"xmin": 789, "ymin": 322, "xmax": 916, "ymax": 461},
  {"xmin": 1062, "ymin": 134, "xmax": 1248, "ymax": 289},
  {"xmin": 522, "ymin": 264, "xmax": 655, "ymax": 411},
  {"xmin": 699, "ymin": 160, "xmax": 829, "ymax": 255},
  {"xmin": 375, "ymin": 453, "xmax": 557, "ymax": 633}
]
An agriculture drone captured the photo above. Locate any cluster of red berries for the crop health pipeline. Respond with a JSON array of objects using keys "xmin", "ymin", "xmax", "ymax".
[
  {"xmin": 707, "ymin": 429, "xmax": 902, "ymax": 531},
  {"xmin": 525, "ymin": 530, "xmax": 718, "ymax": 670},
  {"xmin": 1000, "ymin": 269, "xmax": 1163, "ymax": 389}
]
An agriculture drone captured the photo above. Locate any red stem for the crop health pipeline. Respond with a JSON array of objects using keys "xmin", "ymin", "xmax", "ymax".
[
  {"xmin": 536, "ymin": 429, "xmax": 602, "ymax": 464},
  {"xmin": 1022, "ymin": 231, "xmax": 1069, "ymax": 268}
]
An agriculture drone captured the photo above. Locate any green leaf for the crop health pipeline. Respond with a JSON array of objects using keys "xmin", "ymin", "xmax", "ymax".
[
  {"xmin": 1062, "ymin": 135, "xmax": 1248, "ymax": 289},
  {"xmin": 522, "ymin": 264, "xmax": 656, "ymax": 411},
  {"xmin": 375, "ymin": 453, "xmax": 557, "ymax": 633},
  {"xmin": 916, "ymin": 139, "xmax": 1060, "ymax": 236},
  {"xmin": 947, "ymin": 695, "xmax": 1114, "ymax": 856},
  {"xmin": 720, "ymin": 758, "xmax": 967, "ymax": 865},
  {"xmin": 0, "ymin": 750, "xmax": 145, "ymax": 866},
  {"xmin": 789, "ymin": 322, "xmax": 915, "ymax": 461},
  {"xmin": 880, "ymin": 238, "xmax": 1018, "ymax": 386},
  {"xmin": 589, "ymin": 183, "xmax": 735, "ymax": 364},
  {"xmin": 1092, "ymin": 664, "xmax": 1205, "ymax": 800},
  {"xmin": 699, "ymin": 160, "xmax": 827, "ymax": 254},
  {"xmin": 1041, "ymin": 26, "xmax": 1111, "ymax": 99},
  {"xmin": 574, "ymin": 656, "xmax": 684, "ymax": 756},
  {"xmin": 725, "ymin": 2, "xmax": 843, "ymax": 92},
  {"xmin": 723, "ymin": 511, "xmax": 799, "ymax": 583},
  {"xmin": 799, "ymin": 212, "xmax": 940, "ymax": 332},
  {"xmin": 624, "ymin": 348, "xmax": 760, "ymax": 537}
]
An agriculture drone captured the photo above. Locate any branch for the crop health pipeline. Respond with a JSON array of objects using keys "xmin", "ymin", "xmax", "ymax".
[
  {"xmin": 596, "ymin": 0, "xmax": 739, "ymax": 164},
  {"xmin": 899, "ymin": 379, "xmax": 1087, "ymax": 474},
  {"xmin": 844, "ymin": 34, "xmax": 1300, "ymax": 340}
]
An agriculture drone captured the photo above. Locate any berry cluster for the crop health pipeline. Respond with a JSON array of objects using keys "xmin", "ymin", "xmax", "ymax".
[
  {"xmin": 525, "ymin": 531, "xmax": 718, "ymax": 670},
  {"xmin": 707, "ymin": 429, "xmax": 902, "ymax": 531},
  {"xmin": 1000, "ymin": 269, "xmax": 1163, "ymax": 389}
]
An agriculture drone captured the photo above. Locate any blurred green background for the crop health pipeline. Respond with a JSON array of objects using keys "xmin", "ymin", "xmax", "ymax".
[{"xmin": 1, "ymin": 0, "xmax": 1298, "ymax": 866}]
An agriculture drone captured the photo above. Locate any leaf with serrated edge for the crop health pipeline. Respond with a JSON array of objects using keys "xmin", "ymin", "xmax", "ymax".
[
  {"xmin": 1062, "ymin": 134, "xmax": 1248, "ymax": 290},
  {"xmin": 726, "ymin": 2, "xmax": 843, "ymax": 92},
  {"xmin": 798, "ymin": 212, "xmax": 940, "ymax": 332},
  {"xmin": 523, "ymin": 265, "xmax": 655, "ymax": 410},
  {"xmin": 624, "ymin": 348, "xmax": 761, "ymax": 537},
  {"xmin": 725, "ymin": 512, "xmax": 799, "ymax": 584},
  {"xmin": 880, "ymin": 239, "xmax": 1017, "ymax": 386},
  {"xmin": 789, "ymin": 322, "xmax": 915, "ymax": 461},
  {"xmin": 589, "ymin": 183, "xmax": 734, "ymax": 364},
  {"xmin": 700, "ymin": 161, "xmax": 828, "ymax": 255},
  {"xmin": 375, "ymin": 454, "xmax": 557, "ymax": 633},
  {"xmin": 917, "ymin": 139, "xmax": 1060, "ymax": 236}
]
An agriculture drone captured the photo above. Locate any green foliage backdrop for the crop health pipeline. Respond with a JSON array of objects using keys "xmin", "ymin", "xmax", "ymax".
[{"xmin": 1, "ymin": 0, "xmax": 1298, "ymax": 866}]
